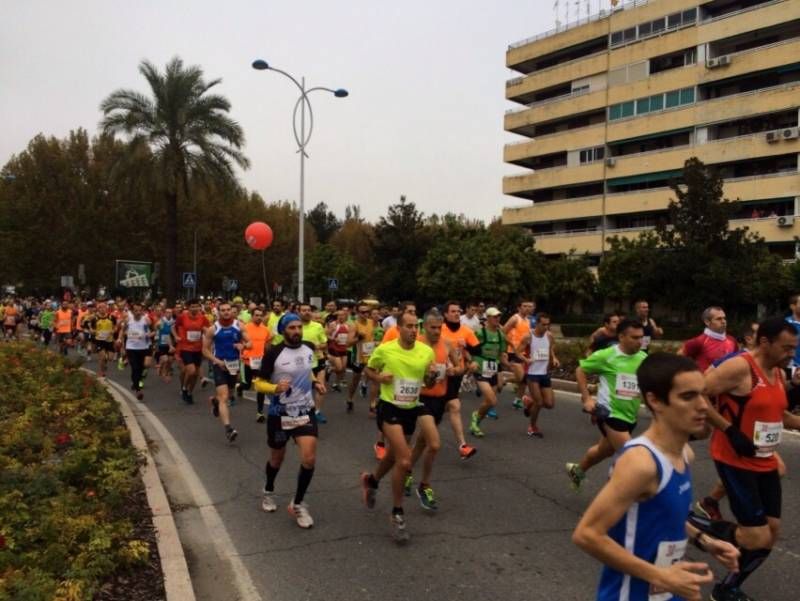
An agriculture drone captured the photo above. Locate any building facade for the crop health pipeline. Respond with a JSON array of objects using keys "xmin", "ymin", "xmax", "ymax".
[{"xmin": 502, "ymin": 0, "xmax": 800, "ymax": 260}]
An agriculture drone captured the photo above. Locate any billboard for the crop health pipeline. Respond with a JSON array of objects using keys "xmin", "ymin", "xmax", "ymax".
[{"xmin": 115, "ymin": 260, "xmax": 153, "ymax": 289}]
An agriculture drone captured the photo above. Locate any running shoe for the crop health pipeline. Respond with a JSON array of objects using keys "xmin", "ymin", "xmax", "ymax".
[
  {"xmin": 211, "ymin": 397, "xmax": 220, "ymax": 417},
  {"xmin": 136, "ymin": 391, "xmax": 144, "ymax": 401},
  {"xmin": 315, "ymin": 410, "xmax": 327, "ymax": 424},
  {"xmin": 256, "ymin": 411, "xmax": 266, "ymax": 423},
  {"xmin": 512, "ymin": 397, "xmax": 523, "ymax": 410},
  {"xmin": 374, "ymin": 441, "xmax": 387, "ymax": 461},
  {"xmin": 390, "ymin": 512, "xmax": 410, "ymax": 544},
  {"xmin": 200, "ymin": 377, "xmax": 209, "ymax": 389},
  {"xmin": 228, "ymin": 397, "xmax": 236, "ymax": 407},
  {"xmin": 695, "ymin": 497, "xmax": 723, "ymax": 522},
  {"xmin": 527, "ymin": 424, "xmax": 543, "ymax": 438},
  {"xmin": 459, "ymin": 443, "xmax": 477, "ymax": 460},
  {"xmin": 117, "ymin": 357, "xmax": 125, "ymax": 370},
  {"xmin": 403, "ymin": 473, "xmax": 413, "ymax": 497},
  {"xmin": 566, "ymin": 462, "xmax": 586, "ymax": 492},
  {"xmin": 417, "ymin": 486, "xmax": 438, "ymax": 511},
  {"xmin": 139, "ymin": 379, "xmax": 145, "ymax": 389},
  {"xmin": 288, "ymin": 502, "xmax": 314, "ymax": 528},
  {"xmin": 225, "ymin": 426, "xmax": 238, "ymax": 443},
  {"xmin": 332, "ymin": 382, "xmax": 341, "ymax": 393},
  {"xmin": 261, "ymin": 491, "xmax": 277, "ymax": 512},
  {"xmin": 710, "ymin": 584, "xmax": 754, "ymax": 601},
  {"xmin": 360, "ymin": 382, "xmax": 367, "ymax": 398},
  {"xmin": 181, "ymin": 388, "xmax": 189, "ymax": 404},
  {"xmin": 346, "ymin": 400, "xmax": 354, "ymax": 414},
  {"xmin": 360, "ymin": 472, "xmax": 377, "ymax": 509},
  {"xmin": 469, "ymin": 411, "xmax": 484, "ymax": 437},
  {"xmin": 186, "ymin": 393, "xmax": 194, "ymax": 405},
  {"xmin": 487, "ymin": 407, "xmax": 498, "ymax": 420}
]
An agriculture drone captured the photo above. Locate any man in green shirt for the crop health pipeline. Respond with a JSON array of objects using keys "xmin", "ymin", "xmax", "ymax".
[
  {"xmin": 267, "ymin": 299, "xmax": 285, "ymax": 345},
  {"xmin": 39, "ymin": 303, "xmax": 55, "ymax": 347},
  {"xmin": 300, "ymin": 303, "xmax": 329, "ymax": 423},
  {"xmin": 360, "ymin": 312, "xmax": 437, "ymax": 544},
  {"xmin": 566, "ymin": 319, "xmax": 646, "ymax": 491},
  {"xmin": 469, "ymin": 307, "xmax": 507, "ymax": 437}
]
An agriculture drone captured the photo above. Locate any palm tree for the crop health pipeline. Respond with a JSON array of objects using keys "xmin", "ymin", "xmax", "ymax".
[{"xmin": 100, "ymin": 57, "xmax": 249, "ymax": 302}]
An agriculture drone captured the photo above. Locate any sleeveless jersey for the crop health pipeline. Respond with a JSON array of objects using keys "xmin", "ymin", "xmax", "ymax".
[
  {"xmin": 710, "ymin": 353, "xmax": 787, "ymax": 472},
  {"xmin": 355, "ymin": 319, "xmax": 376, "ymax": 364},
  {"xmin": 55, "ymin": 309, "xmax": 73, "ymax": 334},
  {"xmin": 639, "ymin": 320, "xmax": 655, "ymax": 351},
  {"xmin": 528, "ymin": 331, "xmax": 551, "ymax": 375},
  {"xmin": 212, "ymin": 320, "xmax": 242, "ymax": 361},
  {"xmin": 125, "ymin": 317, "xmax": 151, "ymax": 350},
  {"xmin": 474, "ymin": 327, "xmax": 505, "ymax": 378},
  {"xmin": 157, "ymin": 318, "xmax": 174, "ymax": 347},
  {"xmin": 506, "ymin": 314, "xmax": 531, "ymax": 353},
  {"xmin": 94, "ymin": 315, "xmax": 116, "ymax": 342},
  {"xmin": 598, "ymin": 436, "xmax": 692, "ymax": 601},
  {"xmin": 329, "ymin": 322, "xmax": 350, "ymax": 353}
]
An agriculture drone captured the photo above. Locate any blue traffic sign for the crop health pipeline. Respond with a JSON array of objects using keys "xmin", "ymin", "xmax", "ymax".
[
  {"xmin": 327, "ymin": 278, "xmax": 339, "ymax": 290},
  {"xmin": 182, "ymin": 272, "xmax": 196, "ymax": 288}
]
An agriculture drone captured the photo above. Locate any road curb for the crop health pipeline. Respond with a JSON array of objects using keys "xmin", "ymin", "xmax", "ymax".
[{"xmin": 90, "ymin": 371, "xmax": 197, "ymax": 601}]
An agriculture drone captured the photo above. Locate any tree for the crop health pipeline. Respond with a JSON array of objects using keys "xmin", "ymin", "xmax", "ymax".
[
  {"xmin": 99, "ymin": 57, "xmax": 249, "ymax": 302},
  {"xmin": 306, "ymin": 202, "xmax": 341, "ymax": 244}
]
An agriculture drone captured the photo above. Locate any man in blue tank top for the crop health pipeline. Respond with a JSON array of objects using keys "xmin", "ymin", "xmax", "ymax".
[
  {"xmin": 573, "ymin": 353, "xmax": 739, "ymax": 601},
  {"xmin": 202, "ymin": 301, "xmax": 251, "ymax": 443}
]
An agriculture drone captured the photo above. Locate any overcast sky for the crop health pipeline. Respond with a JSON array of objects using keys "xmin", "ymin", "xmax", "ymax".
[{"xmin": 1, "ymin": 0, "xmax": 613, "ymax": 223}]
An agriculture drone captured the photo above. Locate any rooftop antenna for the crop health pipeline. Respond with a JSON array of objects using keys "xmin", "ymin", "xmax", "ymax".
[{"xmin": 554, "ymin": 0, "xmax": 561, "ymax": 28}]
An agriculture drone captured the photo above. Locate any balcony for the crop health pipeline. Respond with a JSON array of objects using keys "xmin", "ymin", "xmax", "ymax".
[
  {"xmin": 503, "ymin": 196, "xmax": 605, "ymax": 224},
  {"xmin": 504, "ymin": 124, "xmax": 607, "ymax": 164},
  {"xmin": 507, "ymin": 52, "xmax": 608, "ymax": 104},
  {"xmin": 505, "ymin": 89, "xmax": 608, "ymax": 132},
  {"xmin": 533, "ymin": 229, "xmax": 605, "ymax": 255},
  {"xmin": 699, "ymin": 0, "xmax": 798, "ymax": 45},
  {"xmin": 730, "ymin": 214, "xmax": 800, "ymax": 242},
  {"xmin": 503, "ymin": 163, "xmax": 605, "ymax": 196}
]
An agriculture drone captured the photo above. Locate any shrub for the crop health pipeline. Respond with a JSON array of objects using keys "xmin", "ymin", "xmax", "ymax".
[{"xmin": 0, "ymin": 342, "xmax": 148, "ymax": 600}]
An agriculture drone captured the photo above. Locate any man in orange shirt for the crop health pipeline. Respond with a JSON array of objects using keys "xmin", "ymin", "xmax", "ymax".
[
  {"xmin": 172, "ymin": 299, "xmax": 210, "ymax": 404},
  {"xmin": 503, "ymin": 299, "xmax": 534, "ymax": 409},
  {"xmin": 237, "ymin": 307, "xmax": 272, "ymax": 422},
  {"xmin": 54, "ymin": 300, "xmax": 75, "ymax": 356},
  {"xmin": 440, "ymin": 301, "xmax": 479, "ymax": 460}
]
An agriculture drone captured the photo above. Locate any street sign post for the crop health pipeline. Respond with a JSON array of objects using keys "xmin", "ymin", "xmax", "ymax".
[{"xmin": 182, "ymin": 272, "xmax": 196, "ymax": 288}]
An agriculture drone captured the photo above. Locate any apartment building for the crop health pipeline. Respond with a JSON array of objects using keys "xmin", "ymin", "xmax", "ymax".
[{"xmin": 501, "ymin": 0, "xmax": 800, "ymax": 260}]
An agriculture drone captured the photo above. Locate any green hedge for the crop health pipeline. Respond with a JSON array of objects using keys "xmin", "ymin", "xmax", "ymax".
[{"xmin": 0, "ymin": 343, "xmax": 149, "ymax": 600}]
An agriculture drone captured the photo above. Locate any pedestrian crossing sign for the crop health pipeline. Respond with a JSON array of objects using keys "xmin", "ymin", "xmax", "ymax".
[{"xmin": 182, "ymin": 272, "xmax": 196, "ymax": 288}]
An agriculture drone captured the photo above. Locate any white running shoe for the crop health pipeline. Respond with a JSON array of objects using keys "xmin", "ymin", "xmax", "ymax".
[{"xmin": 288, "ymin": 501, "xmax": 314, "ymax": 528}]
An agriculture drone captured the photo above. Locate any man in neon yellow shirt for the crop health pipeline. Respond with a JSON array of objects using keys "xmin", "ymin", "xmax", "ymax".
[
  {"xmin": 359, "ymin": 312, "xmax": 437, "ymax": 544},
  {"xmin": 267, "ymin": 299, "xmax": 285, "ymax": 345}
]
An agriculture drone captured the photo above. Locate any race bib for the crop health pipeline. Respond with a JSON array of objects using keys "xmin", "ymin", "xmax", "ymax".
[
  {"xmin": 641, "ymin": 335, "xmax": 651, "ymax": 350},
  {"xmin": 160, "ymin": 334, "xmax": 171, "ymax": 346},
  {"xmin": 128, "ymin": 331, "xmax": 143, "ymax": 341},
  {"xmin": 187, "ymin": 330, "xmax": 202, "ymax": 342},
  {"xmin": 336, "ymin": 333, "xmax": 348, "ymax": 345},
  {"xmin": 224, "ymin": 359, "xmax": 240, "ymax": 375},
  {"xmin": 481, "ymin": 360, "xmax": 498, "ymax": 378},
  {"xmin": 649, "ymin": 539, "xmax": 687, "ymax": 601},
  {"xmin": 281, "ymin": 414, "xmax": 310, "ymax": 430},
  {"xmin": 249, "ymin": 357, "xmax": 262, "ymax": 370},
  {"xmin": 361, "ymin": 341, "xmax": 375, "ymax": 356},
  {"xmin": 753, "ymin": 421, "xmax": 782, "ymax": 458},
  {"xmin": 434, "ymin": 363, "xmax": 447, "ymax": 381},
  {"xmin": 532, "ymin": 348, "xmax": 549, "ymax": 362},
  {"xmin": 96, "ymin": 331, "xmax": 111, "ymax": 341},
  {"xmin": 394, "ymin": 378, "xmax": 421, "ymax": 406},
  {"xmin": 616, "ymin": 373, "xmax": 640, "ymax": 398}
]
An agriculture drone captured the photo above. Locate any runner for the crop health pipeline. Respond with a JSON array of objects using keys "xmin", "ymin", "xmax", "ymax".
[
  {"xmin": 702, "ymin": 317, "xmax": 800, "ymax": 601},
  {"xmin": 573, "ymin": 352, "xmax": 740, "ymax": 601},
  {"xmin": 54, "ymin": 300, "xmax": 74, "ymax": 356},
  {"xmin": 460, "ymin": 301, "xmax": 482, "ymax": 332},
  {"xmin": 172, "ymin": 299, "xmax": 210, "ymax": 404},
  {"xmin": 503, "ymin": 299, "xmax": 534, "ymax": 409},
  {"xmin": 566, "ymin": 319, "xmax": 647, "ymax": 491},
  {"xmin": 253, "ymin": 312, "xmax": 324, "ymax": 528},
  {"xmin": 440, "ymin": 301, "xmax": 479, "ymax": 460},
  {"xmin": 119, "ymin": 301, "xmax": 153, "ymax": 400},
  {"xmin": 359, "ymin": 311, "xmax": 438, "ymax": 543},
  {"xmin": 267, "ymin": 299, "xmax": 285, "ymax": 345},
  {"xmin": 2, "ymin": 299, "xmax": 20, "ymax": 341},
  {"xmin": 154, "ymin": 307, "xmax": 176, "ymax": 382},
  {"xmin": 202, "ymin": 301, "xmax": 250, "ymax": 443},
  {"xmin": 237, "ymin": 307, "xmax": 272, "ymax": 422},
  {"xmin": 589, "ymin": 313, "xmax": 620, "ymax": 354},
  {"xmin": 469, "ymin": 307, "xmax": 507, "ymax": 437},
  {"xmin": 633, "ymin": 299, "xmax": 663, "ymax": 353},
  {"xmin": 299, "ymin": 303, "xmax": 329, "ymax": 423},
  {"xmin": 347, "ymin": 302, "xmax": 376, "ymax": 413},
  {"xmin": 679, "ymin": 306, "xmax": 738, "ymax": 373},
  {"xmin": 517, "ymin": 312, "xmax": 560, "ymax": 438},
  {"xmin": 39, "ymin": 301, "xmax": 55, "ymax": 347},
  {"xmin": 88, "ymin": 302, "xmax": 116, "ymax": 378},
  {"xmin": 326, "ymin": 309, "xmax": 354, "ymax": 394}
]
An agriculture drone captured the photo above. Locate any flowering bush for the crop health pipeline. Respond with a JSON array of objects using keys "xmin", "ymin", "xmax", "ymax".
[{"xmin": 0, "ymin": 342, "xmax": 149, "ymax": 600}]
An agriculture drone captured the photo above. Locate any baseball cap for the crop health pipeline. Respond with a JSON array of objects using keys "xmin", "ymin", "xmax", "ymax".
[{"xmin": 485, "ymin": 307, "xmax": 501, "ymax": 317}]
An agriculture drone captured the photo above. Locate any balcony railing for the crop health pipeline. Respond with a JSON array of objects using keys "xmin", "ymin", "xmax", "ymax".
[
  {"xmin": 506, "ymin": 50, "xmax": 607, "ymax": 89},
  {"xmin": 702, "ymin": 0, "xmax": 786, "ymax": 24},
  {"xmin": 506, "ymin": 86, "xmax": 593, "ymax": 115}
]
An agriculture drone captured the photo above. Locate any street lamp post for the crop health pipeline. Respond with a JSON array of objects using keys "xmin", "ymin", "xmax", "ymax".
[{"xmin": 251, "ymin": 59, "xmax": 348, "ymax": 302}]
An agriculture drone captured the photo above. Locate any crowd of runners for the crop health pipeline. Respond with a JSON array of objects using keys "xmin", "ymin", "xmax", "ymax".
[{"xmin": 4, "ymin": 292, "xmax": 800, "ymax": 601}]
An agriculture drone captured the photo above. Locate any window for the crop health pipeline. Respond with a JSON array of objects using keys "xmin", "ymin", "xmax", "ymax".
[
  {"xmin": 620, "ymin": 101, "xmax": 634, "ymax": 118},
  {"xmin": 572, "ymin": 84, "xmax": 590, "ymax": 95},
  {"xmin": 638, "ymin": 22, "xmax": 652, "ymax": 37},
  {"xmin": 649, "ymin": 94, "xmax": 664, "ymax": 111},
  {"xmin": 623, "ymin": 27, "xmax": 636, "ymax": 42},
  {"xmin": 667, "ymin": 12, "xmax": 681, "ymax": 28},
  {"xmin": 637, "ymin": 98, "xmax": 650, "ymax": 115},
  {"xmin": 682, "ymin": 8, "xmax": 697, "ymax": 24},
  {"xmin": 610, "ymin": 31, "xmax": 623, "ymax": 46},
  {"xmin": 579, "ymin": 147, "xmax": 605, "ymax": 164},
  {"xmin": 680, "ymin": 88, "xmax": 695, "ymax": 104},
  {"xmin": 609, "ymin": 104, "xmax": 622, "ymax": 120},
  {"xmin": 665, "ymin": 90, "xmax": 680, "ymax": 108}
]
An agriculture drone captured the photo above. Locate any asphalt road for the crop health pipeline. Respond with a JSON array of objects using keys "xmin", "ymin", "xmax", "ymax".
[{"xmin": 97, "ymin": 362, "xmax": 800, "ymax": 601}]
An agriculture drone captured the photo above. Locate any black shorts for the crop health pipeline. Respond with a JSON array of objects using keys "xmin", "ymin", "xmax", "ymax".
[
  {"xmin": 328, "ymin": 348, "xmax": 348, "ymax": 358},
  {"xmin": 154, "ymin": 345, "xmax": 172, "ymax": 361},
  {"xmin": 420, "ymin": 394, "xmax": 448, "ymax": 425},
  {"xmin": 508, "ymin": 354, "xmax": 525, "ymax": 365},
  {"xmin": 267, "ymin": 413, "xmax": 318, "ymax": 449},
  {"xmin": 475, "ymin": 373, "xmax": 498, "ymax": 386},
  {"xmin": 715, "ymin": 461, "xmax": 781, "ymax": 527},
  {"xmin": 212, "ymin": 363, "xmax": 239, "ymax": 388},
  {"xmin": 376, "ymin": 400, "xmax": 420, "ymax": 436},
  {"xmin": 597, "ymin": 416, "xmax": 636, "ymax": 437},
  {"xmin": 348, "ymin": 355, "xmax": 365, "ymax": 373},
  {"xmin": 526, "ymin": 373, "xmax": 552, "ymax": 388},
  {"xmin": 94, "ymin": 340, "xmax": 115, "ymax": 353},
  {"xmin": 312, "ymin": 361, "xmax": 326, "ymax": 376},
  {"xmin": 446, "ymin": 375, "xmax": 464, "ymax": 400},
  {"xmin": 180, "ymin": 350, "xmax": 203, "ymax": 367}
]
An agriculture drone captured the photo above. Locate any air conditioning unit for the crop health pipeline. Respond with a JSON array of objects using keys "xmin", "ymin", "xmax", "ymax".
[
  {"xmin": 782, "ymin": 127, "xmax": 799, "ymax": 140},
  {"xmin": 706, "ymin": 57, "xmax": 720, "ymax": 68},
  {"xmin": 717, "ymin": 55, "xmax": 732, "ymax": 66},
  {"xmin": 777, "ymin": 216, "xmax": 795, "ymax": 228},
  {"xmin": 605, "ymin": 157, "xmax": 617, "ymax": 167},
  {"xmin": 766, "ymin": 130, "xmax": 780, "ymax": 143}
]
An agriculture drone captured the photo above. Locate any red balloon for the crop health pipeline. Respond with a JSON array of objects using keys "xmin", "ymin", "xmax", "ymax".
[{"xmin": 245, "ymin": 222, "xmax": 273, "ymax": 250}]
